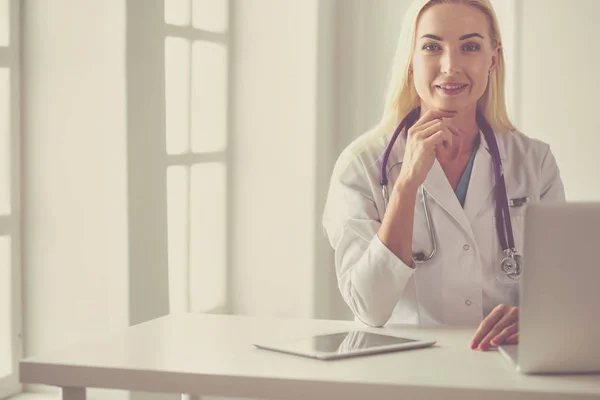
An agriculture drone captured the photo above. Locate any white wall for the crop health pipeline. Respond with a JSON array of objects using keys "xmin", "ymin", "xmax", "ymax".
[
  {"xmin": 335, "ymin": 0, "xmax": 410, "ymax": 147},
  {"xmin": 21, "ymin": 2, "xmax": 173, "ymax": 400},
  {"xmin": 519, "ymin": 0, "xmax": 600, "ymax": 201},
  {"xmin": 231, "ymin": 0, "xmax": 321, "ymax": 319},
  {"xmin": 22, "ymin": 0, "xmax": 129, "ymax": 360},
  {"xmin": 21, "ymin": 1, "xmax": 129, "ymax": 398}
]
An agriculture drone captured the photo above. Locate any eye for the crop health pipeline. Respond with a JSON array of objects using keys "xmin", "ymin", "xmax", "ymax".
[
  {"xmin": 462, "ymin": 43, "xmax": 481, "ymax": 52},
  {"xmin": 422, "ymin": 43, "xmax": 441, "ymax": 52}
]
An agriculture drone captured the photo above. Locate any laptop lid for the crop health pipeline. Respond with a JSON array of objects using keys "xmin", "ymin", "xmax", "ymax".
[{"xmin": 518, "ymin": 203, "xmax": 600, "ymax": 374}]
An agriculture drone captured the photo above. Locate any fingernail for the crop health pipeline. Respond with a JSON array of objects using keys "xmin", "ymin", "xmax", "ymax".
[
  {"xmin": 470, "ymin": 342, "xmax": 477, "ymax": 350},
  {"xmin": 490, "ymin": 339, "xmax": 498, "ymax": 346}
]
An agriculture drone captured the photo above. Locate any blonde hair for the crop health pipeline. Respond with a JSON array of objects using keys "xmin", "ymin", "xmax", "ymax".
[{"xmin": 381, "ymin": 0, "xmax": 515, "ymax": 133}]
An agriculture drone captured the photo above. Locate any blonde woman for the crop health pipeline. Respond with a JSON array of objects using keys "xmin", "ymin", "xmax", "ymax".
[{"xmin": 322, "ymin": 0, "xmax": 565, "ymax": 351}]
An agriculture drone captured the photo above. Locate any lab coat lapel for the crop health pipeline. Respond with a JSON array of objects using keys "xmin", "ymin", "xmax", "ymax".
[
  {"xmin": 422, "ymin": 159, "xmax": 474, "ymax": 241},
  {"xmin": 463, "ymin": 131, "xmax": 506, "ymax": 223}
]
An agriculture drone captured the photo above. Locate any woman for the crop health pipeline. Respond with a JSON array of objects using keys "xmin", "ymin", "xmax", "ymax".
[{"xmin": 322, "ymin": 0, "xmax": 565, "ymax": 351}]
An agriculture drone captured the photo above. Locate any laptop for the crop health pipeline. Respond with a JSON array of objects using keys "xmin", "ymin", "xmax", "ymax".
[{"xmin": 498, "ymin": 203, "xmax": 600, "ymax": 374}]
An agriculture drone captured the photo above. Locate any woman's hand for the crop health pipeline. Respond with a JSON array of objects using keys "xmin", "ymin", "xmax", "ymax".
[
  {"xmin": 471, "ymin": 304, "xmax": 519, "ymax": 351},
  {"xmin": 397, "ymin": 110, "xmax": 462, "ymax": 191}
]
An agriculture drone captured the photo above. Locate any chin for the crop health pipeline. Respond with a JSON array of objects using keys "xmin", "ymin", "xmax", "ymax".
[{"xmin": 432, "ymin": 98, "xmax": 472, "ymax": 113}]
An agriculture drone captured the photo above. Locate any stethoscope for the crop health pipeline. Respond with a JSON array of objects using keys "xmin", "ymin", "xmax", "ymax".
[{"xmin": 379, "ymin": 108, "xmax": 521, "ymax": 280}]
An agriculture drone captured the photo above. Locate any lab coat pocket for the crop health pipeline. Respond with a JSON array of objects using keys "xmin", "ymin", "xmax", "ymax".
[{"xmin": 492, "ymin": 211, "xmax": 525, "ymax": 285}]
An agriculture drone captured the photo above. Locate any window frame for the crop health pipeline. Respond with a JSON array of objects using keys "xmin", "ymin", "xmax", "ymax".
[
  {"xmin": 164, "ymin": 0, "xmax": 231, "ymax": 315},
  {"xmin": 0, "ymin": 0, "xmax": 23, "ymax": 397}
]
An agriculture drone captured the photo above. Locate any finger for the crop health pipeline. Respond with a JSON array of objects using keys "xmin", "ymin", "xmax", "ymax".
[
  {"xmin": 415, "ymin": 120, "xmax": 445, "ymax": 139},
  {"xmin": 471, "ymin": 304, "xmax": 509, "ymax": 349},
  {"xmin": 505, "ymin": 333, "xmax": 519, "ymax": 344},
  {"xmin": 479, "ymin": 307, "xmax": 519, "ymax": 349},
  {"xmin": 407, "ymin": 118, "xmax": 440, "ymax": 137},
  {"xmin": 414, "ymin": 109, "xmax": 457, "ymax": 128},
  {"xmin": 434, "ymin": 121, "xmax": 459, "ymax": 150},
  {"xmin": 441, "ymin": 117, "xmax": 465, "ymax": 136},
  {"xmin": 490, "ymin": 323, "xmax": 518, "ymax": 347},
  {"xmin": 471, "ymin": 304, "xmax": 507, "ymax": 349},
  {"xmin": 439, "ymin": 128, "xmax": 453, "ymax": 149},
  {"xmin": 478, "ymin": 306, "xmax": 519, "ymax": 350},
  {"xmin": 424, "ymin": 130, "xmax": 452, "ymax": 149}
]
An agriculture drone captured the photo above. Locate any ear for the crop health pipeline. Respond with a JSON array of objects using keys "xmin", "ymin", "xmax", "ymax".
[{"xmin": 489, "ymin": 46, "xmax": 501, "ymax": 74}]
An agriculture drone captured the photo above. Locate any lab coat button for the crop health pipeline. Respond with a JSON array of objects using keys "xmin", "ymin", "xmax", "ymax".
[
  {"xmin": 463, "ymin": 244, "xmax": 470, "ymax": 251},
  {"xmin": 465, "ymin": 300, "xmax": 472, "ymax": 306}
]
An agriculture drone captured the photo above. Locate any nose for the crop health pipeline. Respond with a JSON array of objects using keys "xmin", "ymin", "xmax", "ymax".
[{"xmin": 440, "ymin": 49, "xmax": 461, "ymax": 75}]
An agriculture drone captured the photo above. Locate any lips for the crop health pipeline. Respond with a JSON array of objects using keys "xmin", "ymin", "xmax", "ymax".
[
  {"xmin": 435, "ymin": 83, "xmax": 468, "ymax": 95},
  {"xmin": 436, "ymin": 83, "xmax": 468, "ymax": 90}
]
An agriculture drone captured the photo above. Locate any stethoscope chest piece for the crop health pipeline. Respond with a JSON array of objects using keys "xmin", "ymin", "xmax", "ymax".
[{"xmin": 500, "ymin": 249, "xmax": 522, "ymax": 280}]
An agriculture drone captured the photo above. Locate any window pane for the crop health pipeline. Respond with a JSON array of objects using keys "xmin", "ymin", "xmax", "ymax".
[
  {"xmin": 192, "ymin": 0, "xmax": 228, "ymax": 32},
  {"xmin": 0, "ymin": 68, "xmax": 9, "ymax": 216},
  {"xmin": 0, "ymin": 0, "xmax": 8, "ymax": 46},
  {"xmin": 189, "ymin": 163, "xmax": 226, "ymax": 312},
  {"xmin": 165, "ymin": 37, "xmax": 191, "ymax": 155},
  {"xmin": 0, "ymin": 236, "xmax": 12, "ymax": 377},
  {"xmin": 191, "ymin": 41, "xmax": 227, "ymax": 153},
  {"xmin": 165, "ymin": 0, "xmax": 191, "ymax": 26},
  {"xmin": 167, "ymin": 166, "xmax": 189, "ymax": 314}
]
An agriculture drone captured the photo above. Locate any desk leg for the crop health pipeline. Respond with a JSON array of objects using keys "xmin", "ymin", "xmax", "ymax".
[{"xmin": 62, "ymin": 387, "xmax": 86, "ymax": 400}]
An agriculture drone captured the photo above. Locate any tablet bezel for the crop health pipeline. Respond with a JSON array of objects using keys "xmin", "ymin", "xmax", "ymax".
[{"xmin": 253, "ymin": 331, "xmax": 436, "ymax": 360}]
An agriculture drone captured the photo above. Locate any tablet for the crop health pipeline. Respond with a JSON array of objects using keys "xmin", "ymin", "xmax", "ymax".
[{"xmin": 253, "ymin": 330, "xmax": 436, "ymax": 360}]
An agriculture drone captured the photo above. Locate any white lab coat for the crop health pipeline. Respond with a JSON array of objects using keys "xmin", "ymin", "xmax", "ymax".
[{"xmin": 322, "ymin": 126, "xmax": 565, "ymax": 327}]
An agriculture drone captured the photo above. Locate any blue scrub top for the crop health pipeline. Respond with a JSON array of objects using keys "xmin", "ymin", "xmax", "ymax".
[{"xmin": 454, "ymin": 134, "xmax": 481, "ymax": 208}]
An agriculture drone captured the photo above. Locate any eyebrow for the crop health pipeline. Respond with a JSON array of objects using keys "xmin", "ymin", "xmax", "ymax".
[{"xmin": 420, "ymin": 33, "xmax": 484, "ymax": 40}]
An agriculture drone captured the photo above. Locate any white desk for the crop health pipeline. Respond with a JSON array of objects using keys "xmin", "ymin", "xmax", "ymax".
[{"xmin": 20, "ymin": 313, "xmax": 600, "ymax": 400}]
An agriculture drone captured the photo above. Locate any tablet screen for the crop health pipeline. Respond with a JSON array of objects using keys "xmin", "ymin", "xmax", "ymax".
[
  {"xmin": 307, "ymin": 331, "xmax": 417, "ymax": 353},
  {"xmin": 254, "ymin": 330, "xmax": 434, "ymax": 359}
]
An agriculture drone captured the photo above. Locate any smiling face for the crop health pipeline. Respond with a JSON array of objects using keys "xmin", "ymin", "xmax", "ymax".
[{"xmin": 412, "ymin": 3, "xmax": 499, "ymax": 113}]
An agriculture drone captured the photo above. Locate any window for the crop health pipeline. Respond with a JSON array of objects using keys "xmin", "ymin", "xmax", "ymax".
[
  {"xmin": 164, "ymin": 0, "xmax": 230, "ymax": 315},
  {"xmin": 0, "ymin": 0, "xmax": 22, "ymax": 398}
]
